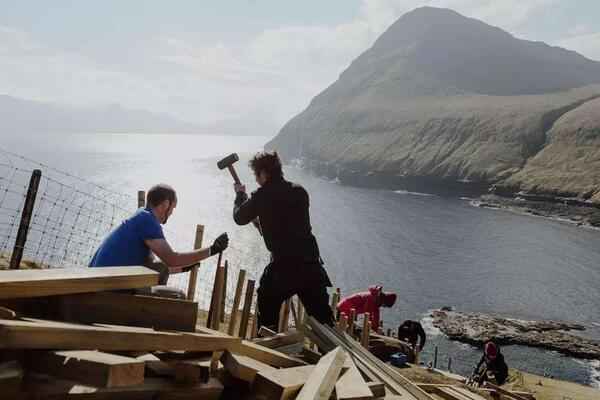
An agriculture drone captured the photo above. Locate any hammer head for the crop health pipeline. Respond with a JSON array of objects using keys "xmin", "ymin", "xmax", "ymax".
[{"xmin": 217, "ymin": 153, "xmax": 239, "ymax": 170}]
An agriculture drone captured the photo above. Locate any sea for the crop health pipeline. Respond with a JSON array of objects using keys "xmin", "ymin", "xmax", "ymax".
[{"xmin": 2, "ymin": 132, "xmax": 599, "ymax": 388}]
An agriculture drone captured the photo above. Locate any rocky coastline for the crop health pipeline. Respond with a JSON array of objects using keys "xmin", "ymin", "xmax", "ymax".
[
  {"xmin": 431, "ymin": 309, "xmax": 600, "ymax": 360},
  {"xmin": 473, "ymin": 194, "xmax": 600, "ymax": 228}
]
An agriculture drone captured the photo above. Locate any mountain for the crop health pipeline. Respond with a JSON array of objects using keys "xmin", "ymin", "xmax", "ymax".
[
  {"xmin": 267, "ymin": 7, "xmax": 600, "ymax": 201},
  {"xmin": 0, "ymin": 95, "xmax": 200, "ymax": 134}
]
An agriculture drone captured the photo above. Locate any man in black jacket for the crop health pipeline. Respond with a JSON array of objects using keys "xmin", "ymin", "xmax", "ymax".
[{"xmin": 232, "ymin": 151, "xmax": 334, "ymax": 330}]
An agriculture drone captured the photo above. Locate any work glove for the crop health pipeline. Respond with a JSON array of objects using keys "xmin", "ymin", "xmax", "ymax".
[{"xmin": 210, "ymin": 233, "xmax": 229, "ymax": 255}]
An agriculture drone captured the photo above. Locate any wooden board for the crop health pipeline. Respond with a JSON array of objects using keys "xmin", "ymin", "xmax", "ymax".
[
  {"xmin": 0, "ymin": 306, "xmax": 16, "ymax": 319},
  {"xmin": 253, "ymin": 329, "xmax": 304, "ymax": 349},
  {"xmin": 173, "ymin": 358, "xmax": 211, "ymax": 384},
  {"xmin": 0, "ymin": 266, "xmax": 159, "ymax": 299},
  {"xmin": 56, "ymin": 291, "xmax": 198, "ymax": 332},
  {"xmin": 0, "ymin": 360, "xmax": 23, "ymax": 393},
  {"xmin": 27, "ymin": 350, "xmax": 144, "ymax": 388},
  {"xmin": 220, "ymin": 350, "xmax": 276, "ymax": 383},
  {"xmin": 296, "ymin": 346, "xmax": 347, "ymax": 400},
  {"xmin": 0, "ymin": 318, "xmax": 240, "ymax": 351},
  {"xmin": 366, "ymin": 381, "xmax": 385, "ymax": 398},
  {"xmin": 335, "ymin": 356, "xmax": 374, "ymax": 400},
  {"xmin": 253, "ymin": 365, "xmax": 315, "ymax": 400},
  {"xmin": 19, "ymin": 374, "xmax": 223, "ymax": 399}
]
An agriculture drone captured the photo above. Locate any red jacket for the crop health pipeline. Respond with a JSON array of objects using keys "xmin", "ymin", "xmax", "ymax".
[{"xmin": 337, "ymin": 286, "xmax": 382, "ymax": 330}]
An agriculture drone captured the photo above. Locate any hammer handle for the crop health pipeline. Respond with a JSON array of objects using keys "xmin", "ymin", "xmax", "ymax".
[{"xmin": 227, "ymin": 165, "xmax": 241, "ymax": 185}]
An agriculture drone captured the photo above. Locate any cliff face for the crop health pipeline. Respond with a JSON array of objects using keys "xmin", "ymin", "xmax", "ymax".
[{"xmin": 267, "ymin": 7, "xmax": 600, "ymax": 200}]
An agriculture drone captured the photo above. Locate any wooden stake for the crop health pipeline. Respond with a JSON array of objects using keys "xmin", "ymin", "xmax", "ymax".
[
  {"xmin": 206, "ymin": 252, "xmax": 223, "ymax": 327},
  {"xmin": 137, "ymin": 190, "xmax": 145, "ymax": 208},
  {"xmin": 227, "ymin": 269, "xmax": 247, "ymax": 336},
  {"xmin": 220, "ymin": 260, "xmax": 228, "ymax": 323},
  {"xmin": 238, "ymin": 280, "xmax": 255, "ymax": 339},
  {"xmin": 10, "ymin": 169, "xmax": 41, "ymax": 269},
  {"xmin": 297, "ymin": 299, "xmax": 304, "ymax": 324},
  {"xmin": 361, "ymin": 313, "xmax": 370, "ymax": 348},
  {"xmin": 338, "ymin": 313, "xmax": 348, "ymax": 333},
  {"xmin": 280, "ymin": 299, "xmax": 291, "ymax": 333},
  {"xmin": 251, "ymin": 304, "xmax": 259, "ymax": 339},
  {"xmin": 187, "ymin": 225, "xmax": 204, "ymax": 301},
  {"xmin": 290, "ymin": 298, "xmax": 299, "ymax": 328},
  {"xmin": 348, "ymin": 308, "xmax": 356, "ymax": 336},
  {"xmin": 210, "ymin": 265, "xmax": 225, "ymax": 331}
]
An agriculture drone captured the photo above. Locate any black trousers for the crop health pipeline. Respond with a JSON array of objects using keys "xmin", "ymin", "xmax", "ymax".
[{"xmin": 257, "ymin": 258, "xmax": 334, "ymax": 330}]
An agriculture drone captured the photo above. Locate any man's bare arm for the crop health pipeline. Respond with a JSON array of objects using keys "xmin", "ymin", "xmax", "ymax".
[{"xmin": 145, "ymin": 238, "xmax": 211, "ymax": 269}]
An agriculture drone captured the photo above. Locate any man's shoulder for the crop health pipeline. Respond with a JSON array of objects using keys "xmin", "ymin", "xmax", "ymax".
[{"xmin": 130, "ymin": 208, "xmax": 159, "ymax": 224}]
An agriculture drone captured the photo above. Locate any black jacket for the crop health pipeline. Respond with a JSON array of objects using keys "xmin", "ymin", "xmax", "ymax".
[
  {"xmin": 233, "ymin": 178, "xmax": 321, "ymax": 261},
  {"xmin": 397, "ymin": 320, "xmax": 427, "ymax": 350},
  {"xmin": 476, "ymin": 352, "xmax": 508, "ymax": 384}
]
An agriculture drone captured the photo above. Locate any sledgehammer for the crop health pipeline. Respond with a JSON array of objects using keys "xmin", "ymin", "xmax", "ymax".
[
  {"xmin": 217, "ymin": 153, "xmax": 262, "ymax": 234},
  {"xmin": 217, "ymin": 153, "xmax": 242, "ymax": 184}
]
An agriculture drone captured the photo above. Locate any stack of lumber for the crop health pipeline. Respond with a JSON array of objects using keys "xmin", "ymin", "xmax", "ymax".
[{"xmin": 0, "ymin": 267, "xmax": 533, "ymax": 400}]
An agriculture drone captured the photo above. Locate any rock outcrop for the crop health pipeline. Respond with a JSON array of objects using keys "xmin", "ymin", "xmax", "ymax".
[
  {"xmin": 267, "ymin": 7, "xmax": 600, "ymax": 200},
  {"xmin": 431, "ymin": 309, "xmax": 600, "ymax": 360}
]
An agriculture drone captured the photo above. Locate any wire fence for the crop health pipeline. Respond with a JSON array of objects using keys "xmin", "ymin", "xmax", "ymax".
[{"xmin": 0, "ymin": 147, "xmax": 258, "ymax": 315}]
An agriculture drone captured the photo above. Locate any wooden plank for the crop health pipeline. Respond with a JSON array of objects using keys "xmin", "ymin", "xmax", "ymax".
[
  {"xmin": 367, "ymin": 382, "xmax": 385, "ymax": 398},
  {"xmin": 173, "ymin": 358, "xmax": 211, "ymax": 384},
  {"xmin": 234, "ymin": 339, "xmax": 307, "ymax": 368},
  {"xmin": 336, "ymin": 355, "xmax": 374, "ymax": 400},
  {"xmin": 227, "ymin": 269, "xmax": 246, "ymax": 336},
  {"xmin": 0, "ymin": 306, "xmax": 16, "ymax": 319},
  {"xmin": 279, "ymin": 298, "xmax": 291, "ymax": 332},
  {"xmin": 446, "ymin": 386, "xmax": 489, "ymax": 400},
  {"xmin": 220, "ymin": 350, "xmax": 276, "ymax": 383},
  {"xmin": 0, "ymin": 266, "xmax": 159, "ymax": 299},
  {"xmin": 136, "ymin": 353, "xmax": 174, "ymax": 377},
  {"xmin": 187, "ymin": 224, "xmax": 204, "ymax": 301},
  {"xmin": 56, "ymin": 292, "xmax": 198, "ymax": 332},
  {"xmin": 251, "ymin": 306, "xmax": 259, "ymax": 339},
  {"xmin": 27, "ymin": 350, "xmax": 144, "ymax": 388},
  {"xmin": 238, "ymin": 279, "xmax": 255, "ymax": 338},
  {"xmin": 253, "ymin": 329, "xmax": 304, "ymax": 349},
  {"xmin": 196, "ymin": 324, "xmax": 306, "ymax": 368},
  {"xmin": 307, "ymin": 318, "xmax": 427, "ymax": 399},
  {"xmin": 296, "ymin": 346, "xmax": 347, "ymax": 400},
  {"xmin": 483, "ymin": 383, "xmax": 532, "ymax": 400},
  {"xmin": 19, "ymin": 374, "xmax": 223, "ymax": 399},
  {"xmin": 434, "ymin": 387, "xmax": 473, "ymax": 400},
  {"xmin": 300, "ymin": 346, "xmax": 321, "ymax": 364},
  {"xmin": 0, "ymin": 318, "xmax": 240, "ymax": 351},
  {"xmin": 0, "ymin": 360, "xmax": 23, "ymax": 392},
  {"xmin": 253, "ymin": 365, "xmax": 314, "ymax": 400},
  {"xmin": 258, "ymin": 326, "xmax": 277, "ymax": 337}
]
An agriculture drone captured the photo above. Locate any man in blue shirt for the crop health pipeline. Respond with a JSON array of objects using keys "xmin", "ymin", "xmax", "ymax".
[{"xmin": 90, "ymin": 184, "xmax": 228, "ymax": 284}]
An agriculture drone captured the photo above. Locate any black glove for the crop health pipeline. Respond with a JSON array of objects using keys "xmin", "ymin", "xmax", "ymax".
[{"xmin": 210, "ymin": 233, "xmax": 229, "ymax": 255}]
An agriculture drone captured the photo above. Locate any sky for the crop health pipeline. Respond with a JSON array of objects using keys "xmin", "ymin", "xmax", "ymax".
[{"xmin": 1, "ymin": 0, "xmax": 600, "ymax": 132}]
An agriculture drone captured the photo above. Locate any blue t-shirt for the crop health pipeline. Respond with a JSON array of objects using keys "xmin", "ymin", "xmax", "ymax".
[{"xmin": 89, "ymin": 208, "xmax": 165, "ymax": 267}]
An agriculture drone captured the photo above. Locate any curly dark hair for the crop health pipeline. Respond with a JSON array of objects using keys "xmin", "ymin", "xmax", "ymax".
[{"xmin": 249, "ymin": 151, "xmax": 283, "ymax": 180}]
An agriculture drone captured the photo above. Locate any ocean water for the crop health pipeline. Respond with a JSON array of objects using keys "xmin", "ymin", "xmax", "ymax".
[{"xmin": 2, "ymin": 132, "xmax": 600, "ymax": 388}]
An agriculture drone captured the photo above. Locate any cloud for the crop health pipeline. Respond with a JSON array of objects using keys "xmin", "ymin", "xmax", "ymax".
[
  {"xmin": 0, "ymin": 0, "xmax": 594, "ymax": 129},
  {"xmin": 557, "ymin": 31, "xmax": 600, "ymax": 62}
]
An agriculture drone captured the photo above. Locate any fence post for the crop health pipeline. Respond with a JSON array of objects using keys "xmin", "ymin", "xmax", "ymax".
[
  {"xmin": 137, "ymin": 190, "xmax": 146, "ymax": 208},
  {"xmin": 10, "ymin": 169, "xmax": 42, "ymax": 269},
  {"xmin": 433, "ymin": 345, "xmax": 438, "ymax": 369},
  {"xmin": 187, "ymin": 225, "xmax": 204, "ymax": 301}
]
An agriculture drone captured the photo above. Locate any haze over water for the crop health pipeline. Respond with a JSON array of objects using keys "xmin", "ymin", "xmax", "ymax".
[{"xmin": 3, "ymin": 132, "xmax": 600, "ymax": 387}]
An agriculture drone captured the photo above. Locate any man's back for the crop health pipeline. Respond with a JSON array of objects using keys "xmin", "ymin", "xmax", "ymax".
[
  {"xmin": 235, "ymin": 178, "xmax": 319, "ymax": 260},
  {"xmin": 89, "ymin": 208, "xmax": 164, "ymax": 267}
]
